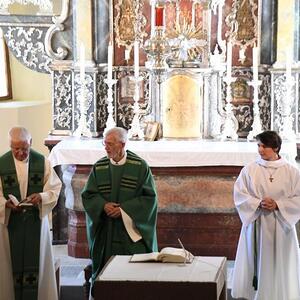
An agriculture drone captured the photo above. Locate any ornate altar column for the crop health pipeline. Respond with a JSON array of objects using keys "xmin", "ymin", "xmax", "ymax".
[
  {"xmin": 274, "ymin": 0, "xmax": 295, "ymax": 68},
  {"xmin": 51, "ymin": 0, "xmax": 108, "ymax": 135},
  {"xmin": 270, "ymin": 0, "xmax": 299, "ymax": 138}
]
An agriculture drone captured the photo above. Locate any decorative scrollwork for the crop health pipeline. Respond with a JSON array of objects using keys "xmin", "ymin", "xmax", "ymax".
[
  {"xmin": 96, "ymin": 73, "xmax": 109, "ymax": 131},
  {"xmin": 233, "ymin": 105, "xmax": 253, "ymax": 136},
  {"xmin": 44, "ymin": 0, "xmax": 69, "ymax": 60},
  {"xmin": 114, "ymin": 0, "xmax": 147, "ymax": 52},
  {"xmin": 258, "ymin": 73, "xmax": 271, "ymax": 130},
  {"xmin": 116, "ymin": 69, "xmax": 151, "ymax": 129},
  {"xmin": 4, "ymin": 26, "xmax": 51, "ymax": 73},
  {"xmin": 74, "ymin": 73, "xmax": 95, "ymax": 131},
  {"xmin": 225, "ymin": 0, "xmax": 257, "ymax": 63},
  {"xmin": 53, "ymin": 71, "xmax": 72, "ymax": 129}
]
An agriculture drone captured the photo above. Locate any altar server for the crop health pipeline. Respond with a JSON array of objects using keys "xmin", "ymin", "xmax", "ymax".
[
  {"xmin": 82, "ymin": 127, "xmax": 158, "ymax": 294},
  {"xmin": 0, "ymin": 126, "xmax": 62, "ymax": 300},
  {"xmin": 232, "ymin": 130, "xmax": 300, "ymax": 300}
]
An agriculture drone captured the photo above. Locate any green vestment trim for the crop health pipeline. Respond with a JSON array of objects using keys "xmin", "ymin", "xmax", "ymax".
[
  {"xmin": 82, "ymin": 150, "xmax": 158, "ymax": 286},
  {"xmin": 0, "ymin": 150, "xmax": 44, "ymax": 300}
]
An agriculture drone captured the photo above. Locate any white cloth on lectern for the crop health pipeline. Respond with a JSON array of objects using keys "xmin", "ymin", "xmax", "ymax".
[
  {"xmin": 0, "ymin": 157, "xmax": 62, "ymax": 300},
  {"xmin": 120, "ymin": 208, "xmax": 142, "ymax": 242}
]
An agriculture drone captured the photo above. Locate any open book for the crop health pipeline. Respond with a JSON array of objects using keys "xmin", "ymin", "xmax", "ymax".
[
  {"xmin": 8, "ymin": 194, "xmax": 33, "ymax": 207},
  {"xmin": 130, "ymin": 247, "xmax": 194, "ymax": 263}
]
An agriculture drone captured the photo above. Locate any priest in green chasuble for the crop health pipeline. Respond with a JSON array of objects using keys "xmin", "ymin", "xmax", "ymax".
[
  {"xmin": 0, "ymin": 127, "xmax": 62, "ymax": 300},
  {"xmin": 82, "ymin": 127, "xmax": 158, "ymax": 294}
]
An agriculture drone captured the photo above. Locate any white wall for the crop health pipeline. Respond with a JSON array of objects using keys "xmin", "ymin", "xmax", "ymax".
[{"xmin": 0, "ymin": 101, "xmax": 52, "ymax": 156}]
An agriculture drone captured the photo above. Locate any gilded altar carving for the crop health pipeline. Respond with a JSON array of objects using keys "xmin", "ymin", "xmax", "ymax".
[
  {"xmin": 114, "ymin": 0, "xmax": 147, "ymax": 50},
  {"xmin": 231, "ymin": 77, "xmax": 251, "ymax": 105},
  {"xmin": 165, "ymin": 0, "xmax": 210, "ymax": 66},
  {"xmin": 225, "ymin": 0, "xmax": 257, "ymax": 64}
]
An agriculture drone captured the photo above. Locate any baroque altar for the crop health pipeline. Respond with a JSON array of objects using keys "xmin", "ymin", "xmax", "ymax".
[{"xmin": 1, "ymin": 0, "xmax": 293, "ymax": 139}]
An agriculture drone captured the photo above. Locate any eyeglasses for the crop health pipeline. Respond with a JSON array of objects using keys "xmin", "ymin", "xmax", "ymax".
[{"xmin": 102, "ymin": 140, "xmax": 120, "ymax": 147}]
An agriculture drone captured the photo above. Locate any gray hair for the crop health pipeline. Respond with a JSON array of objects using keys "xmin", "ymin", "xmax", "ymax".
[
  {"xmin": 104, "ymin": 127, "xmax": 128, "ymax": 143},
  {"xmin": 8, "ymin": 126, "xmax": 32, "ymax": 143}
]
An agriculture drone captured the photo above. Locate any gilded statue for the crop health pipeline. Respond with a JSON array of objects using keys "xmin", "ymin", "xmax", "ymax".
[{"xmin": 118, "ymin": 0, "xmax": 136, "ymax": 45}]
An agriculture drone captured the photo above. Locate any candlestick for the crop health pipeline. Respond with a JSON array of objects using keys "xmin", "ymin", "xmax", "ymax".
[
  {"xmin": 247, "ymin": 46, "xmax": 262, "ymax": 141},
  {"xmin": 221, "ymin": 41, "xmax": 238, "ymax": 141},
  {"xmin": 278, "ymin": 48, "xmax": 296, "ymax": 141},
  {"xmin": 155, "ymin": 6, "xmax": 164, "ymax": 27},
  {"xmin": 79, "ymin": 44, "xmax": 85, "ymax": 83},
  {"xmin": 134, "ymin": 41, "xmax": 139, "ymax": 78},
  {"xmin": 226, "ymin": 42, "xmax": 232, "ymax": 79},
  {"xmin": 107, "ymin": 41, "xmax": 113, "ymax": 81}
]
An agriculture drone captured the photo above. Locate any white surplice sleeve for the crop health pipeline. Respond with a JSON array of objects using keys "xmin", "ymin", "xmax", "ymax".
[
  {"xmin": 275, "ymin": 165, "xmax": 300, "ymax": 229},
  {"xmin": 234, "ymin": 166, "xmax": 261, "ymax": 226},
  {"xmin": 38, "ymin": 158, "xmax": 62, "ymax": 219},
  {"xmin": 0, "ymin": 181, "xmax": 9, "ymax": 225}
]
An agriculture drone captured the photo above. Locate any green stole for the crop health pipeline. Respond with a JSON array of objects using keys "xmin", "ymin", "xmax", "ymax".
[
  {"xmin": 92, "ymin": 151, "xmax": 148, "ymax": 280},
  {"xmin": 0, "ymin": 150, "xmax": 44, "ymax": 300}
]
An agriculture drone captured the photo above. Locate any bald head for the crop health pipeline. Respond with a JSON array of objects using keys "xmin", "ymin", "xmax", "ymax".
[{"xmin": 9, "ymin": 127, "xmax": 32, "ymax": 161}]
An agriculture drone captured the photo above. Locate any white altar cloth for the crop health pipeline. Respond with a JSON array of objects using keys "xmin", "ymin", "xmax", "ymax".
[
  {"xmin": 48, "ymin": 137, "xmax": 297, "ymax": 167},
  {"xmin": 96, "ymin": 255, "xmax": 226, "ymax": 300}
]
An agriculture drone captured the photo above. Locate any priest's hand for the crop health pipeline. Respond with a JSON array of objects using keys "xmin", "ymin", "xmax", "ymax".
[
  {"xmin": 261, "ymin": 197, "xmax": 278, "ymax": 211},
  {"xmin": 27, "ymin": 193, "xmax": 42, "ymax": 206},
  {"xmin": 5, "ymin": 199, "xmax": 18, "ymax": 210},
  {"xmin": 104, "ymin": 202, "xmax": 121, "ymax": 218}
]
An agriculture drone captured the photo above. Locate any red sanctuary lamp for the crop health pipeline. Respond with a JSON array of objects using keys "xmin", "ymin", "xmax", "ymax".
[{"xmin": 155, "ymin": 6, "xmax": 164, "ymax": 27}]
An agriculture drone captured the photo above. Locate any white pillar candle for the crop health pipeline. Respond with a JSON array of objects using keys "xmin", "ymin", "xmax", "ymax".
[
  {"xmin": 191, "ymin": 3, "xmax": 195, "ymax": 28},
  {"xmin": 125, "ymin": 48, "xmax": 130, "ymax": 61},
  {"xmin": 79, "ymin": 43, "xmax": 85, "ymax": 83},
  {"xmin": 252, "ymin": 47, "xmax": 258, "ymax": 82},
  {"xmin": 226, "ymin": 42, "xmax": 232, "ymax": 79},
  {"xmin": 134, "ymin": 41, "xmax": 139, "ymax": 78},
  {"xmin": 150, "ymin": 0, "xmax": 156, "ymax": 37},
  {"xmin": 107, "ymin": 41, "xmax": 113, "ymax": 81}
]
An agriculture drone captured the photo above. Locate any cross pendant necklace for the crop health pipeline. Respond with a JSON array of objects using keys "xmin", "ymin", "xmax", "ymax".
[{"xmin": 267, "ymin": 168, "xmax": 276, "ymax": 183}]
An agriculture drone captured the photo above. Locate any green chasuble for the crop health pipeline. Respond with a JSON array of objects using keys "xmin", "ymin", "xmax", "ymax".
[
  {"xmin": 82, "ymin": 150, "xmax": 158, "ymax": 285},
  {"xmin": 0, "ymin": 150, "xmax": 44, "ymax": 300}
]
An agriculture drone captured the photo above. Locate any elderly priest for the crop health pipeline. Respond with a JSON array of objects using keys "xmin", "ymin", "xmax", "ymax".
[
  {"xmin": 82, "ymin": 127, "xmax": 158, "ymax": 296},
  {"xmin": 0, "ymin": 126, "xmax": 62, "ymax": 300}
]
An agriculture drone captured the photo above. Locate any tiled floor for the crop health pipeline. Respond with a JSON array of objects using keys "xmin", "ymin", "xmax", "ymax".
[{"xmin": 53, "ymin": 245, "xmax": 91, "ymax": 300}]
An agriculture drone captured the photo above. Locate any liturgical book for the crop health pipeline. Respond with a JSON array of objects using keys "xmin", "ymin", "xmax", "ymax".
[
  {"xmin": 130, "ymin": 247, "xmax": 194, "ymax": 263},
  {"xmin": 8, "ymin": 194, "xmax": 33, "ymax": 206}
]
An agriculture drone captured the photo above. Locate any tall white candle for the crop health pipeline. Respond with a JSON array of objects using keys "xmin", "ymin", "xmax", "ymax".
[
  {"xmin": 286, "ymin": 48, "xmax": 292, "ymax": 81},
  {"xmin": 226, "ymin": 42, "xmax": 232, "ymax": 79},
  {"xmin": 107, "ymin": 41, "xmax": 113, "ymax": 81},
  {"xmin": 252, "ymin": 47, "xmax": 258, "ymax": 82},
  {"xmin": 134, "ymin": 41, "xmax": 139, "ymax": 78},
  {"xmin": 125, "ymin": 48, "xmax": 130, "ymax": 61},
  {"xmin": 191, "ymin": 3, "xmax": 195, "ymax": 28},
  {"xmin": 79, "ymin": 44, "xmax": 85, "ymax": 83}
]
